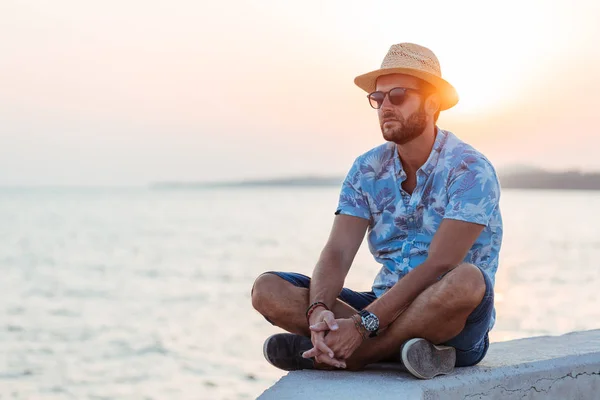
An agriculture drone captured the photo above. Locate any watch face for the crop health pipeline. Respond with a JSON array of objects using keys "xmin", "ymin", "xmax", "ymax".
[{"xmin": 361, "ymin": 312, "xmax": 379, "ymax": 332}]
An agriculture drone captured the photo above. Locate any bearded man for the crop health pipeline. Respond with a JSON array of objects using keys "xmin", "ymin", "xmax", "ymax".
[{"xmin": 251, "ymin": 43, "xmax": 502, "ymax": 379}]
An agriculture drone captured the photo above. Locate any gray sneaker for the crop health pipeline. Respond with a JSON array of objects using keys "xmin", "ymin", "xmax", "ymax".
[
  {"xmin": 262, "ymin": 333, "xmax": 315, "ymax": 371},
  {"xmin": 401, "ymin": 338, "xmax": 456, "ymax": 379}
]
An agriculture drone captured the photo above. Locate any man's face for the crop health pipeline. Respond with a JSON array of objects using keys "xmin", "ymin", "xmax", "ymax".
[{"xmin": 374, "ymin": 74, "xmax": 430, "ymax": 145}]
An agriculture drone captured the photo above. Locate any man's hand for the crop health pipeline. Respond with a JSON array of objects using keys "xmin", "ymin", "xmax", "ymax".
[
  {"xmin": 305, "ymin": 317, "xmax": 364, "ymax": 363},
  {"xmin": 303, "ymin": 309, "xmax": 346, "ymax": 368}
]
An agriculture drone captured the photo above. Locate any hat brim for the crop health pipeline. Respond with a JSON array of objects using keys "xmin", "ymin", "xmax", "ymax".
[{"xmin": 354, "ymin": 67, "xmax": 459, "ymax": 111}]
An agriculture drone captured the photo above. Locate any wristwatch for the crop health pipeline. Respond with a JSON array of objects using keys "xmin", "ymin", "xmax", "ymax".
[{"xmin": 359, "ymin": 309, "xmax": 380, "ymax": 338}]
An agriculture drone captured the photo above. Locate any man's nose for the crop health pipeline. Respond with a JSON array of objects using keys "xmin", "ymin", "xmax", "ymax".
[
  {"xmin": 380, "ymin": 92, "xmax": 392, "ymax": 107},
  {"xmin": 379, "ymin": 95, "xmax": 395, "ymax": 114}
]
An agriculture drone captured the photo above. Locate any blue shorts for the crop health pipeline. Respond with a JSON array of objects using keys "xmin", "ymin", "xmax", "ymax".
[{"xmin": 266, "ymin": 268, "xmax": 494, "ymax": 368}]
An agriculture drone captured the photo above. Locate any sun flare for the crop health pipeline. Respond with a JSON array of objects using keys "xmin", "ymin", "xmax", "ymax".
[{"xmin": 444, "ymin": 67, "xmax": 518, "ymax": 114}]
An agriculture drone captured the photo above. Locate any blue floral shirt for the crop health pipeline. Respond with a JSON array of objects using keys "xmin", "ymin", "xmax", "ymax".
[{"xmin": 336, "ymin": 128, "xmax": 502, "ymax": 329}]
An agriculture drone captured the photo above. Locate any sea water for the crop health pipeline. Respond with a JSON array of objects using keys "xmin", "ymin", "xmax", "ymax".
[{"xmin": 1, "ymin": 187, "xmax": 599, "ymax": 399}]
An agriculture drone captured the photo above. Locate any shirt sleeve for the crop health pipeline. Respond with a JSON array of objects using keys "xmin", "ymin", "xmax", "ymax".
[
  {"xmin": 444, "ymin": 157, "xmax": 500, "ymax": 226},
  {"xmin": 335, "ymin": 158, "xmax": 371, "ymax": 220}
]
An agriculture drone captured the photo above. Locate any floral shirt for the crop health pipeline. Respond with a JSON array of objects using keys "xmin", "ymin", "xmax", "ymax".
[{"xmin": 336, "ymin": 128, "xmax": 502, "ymax": 330}]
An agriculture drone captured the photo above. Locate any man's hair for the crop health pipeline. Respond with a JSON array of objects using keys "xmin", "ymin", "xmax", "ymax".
[{"xmin": 417, "ymin": 79, "xmax": 440, "ymax": 123}]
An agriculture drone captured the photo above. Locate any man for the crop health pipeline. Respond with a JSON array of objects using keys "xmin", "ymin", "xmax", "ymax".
[{"xmin": 251, "ymin": 43, "xmax": 502, "ymax": 379}]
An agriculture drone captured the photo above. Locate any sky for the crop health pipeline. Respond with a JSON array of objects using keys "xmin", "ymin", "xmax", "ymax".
[{"xmin": 1, "ymin": 0, "xmax": 599, "ymax": 186}]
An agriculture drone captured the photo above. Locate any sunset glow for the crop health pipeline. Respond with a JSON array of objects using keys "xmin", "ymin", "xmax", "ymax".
[{"xmin": 0, "ymin": 0, "xmax": 599, "ymax": 185}]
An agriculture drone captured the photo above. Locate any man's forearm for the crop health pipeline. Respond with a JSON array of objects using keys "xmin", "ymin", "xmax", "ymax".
[
  {"xmin": 365, "ymin": 260, "xmax": 452, "ymax": 329},
  {"xmin": 309, "ymin": 249, "xmax": 348, "ymax": 314}
]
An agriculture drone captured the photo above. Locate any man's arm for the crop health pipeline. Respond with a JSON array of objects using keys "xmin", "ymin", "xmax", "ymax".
[
  {"xmin": 309, "ymin": 214, "xmax": 369, "ymax": 316},
  {"xmin": 303, "ymin": 154, "xmax": 371, "ymax": 367},
  {"xmin": 363, "ymin": 218, "xmax": 484, "ymax": 329},
  {"xmin": 303, "ymin": 214, "xmax": 368, "ymax": 367}
]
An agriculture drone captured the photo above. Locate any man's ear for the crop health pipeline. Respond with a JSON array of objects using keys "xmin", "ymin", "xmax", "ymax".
[{"xmin": 425, "ymin": 93, "xmax": 441, "ymax": 118}]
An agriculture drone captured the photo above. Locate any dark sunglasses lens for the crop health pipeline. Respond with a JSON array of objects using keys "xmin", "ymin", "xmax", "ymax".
[
  {"xmin": 388, "ymin": 88, "xmax": 407, "ymax": 106},
  {"xmin": 368, "ymin": 92, "xmax": 385, "ymax": 109}
]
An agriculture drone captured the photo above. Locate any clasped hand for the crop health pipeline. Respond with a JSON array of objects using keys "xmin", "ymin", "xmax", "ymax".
[{"xmin": 301, "ymin": 309, "xmax": 363, "ymax": 368}]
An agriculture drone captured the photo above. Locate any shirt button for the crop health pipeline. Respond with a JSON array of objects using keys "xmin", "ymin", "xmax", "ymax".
[
  {"xmin": 403, "ymin": 258, "xmax": 409, "ymax": 263},
  {"xmin": 408, "ymin": 217, "xmax": 414, "ymax": 222}
]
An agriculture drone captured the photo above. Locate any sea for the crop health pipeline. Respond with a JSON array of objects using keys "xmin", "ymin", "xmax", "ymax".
[{"xmin": 1, "ymin": 187, "xmax": 599, "ymax": 399}]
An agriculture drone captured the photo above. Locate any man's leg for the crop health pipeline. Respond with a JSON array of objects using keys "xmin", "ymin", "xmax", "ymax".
[
  {"xmin": 345, "ymin": 263, "xmax": 486, "ymax": 369},
  {"xmin": 251, "ymin": 272, "xmax": 359, "ymax": 337},
  {"xmin": 252, "ymin": 263, "xmax": 487, "ymax": 372}
]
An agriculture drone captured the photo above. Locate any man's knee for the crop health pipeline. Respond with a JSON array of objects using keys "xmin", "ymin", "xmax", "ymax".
[
  {"xmin": 432, "ymin": 263, "xmax": 486, "ymax": 310},
  {"xmin": 251, "ymin": 272, "xmax": 284, "ymax": 313}
]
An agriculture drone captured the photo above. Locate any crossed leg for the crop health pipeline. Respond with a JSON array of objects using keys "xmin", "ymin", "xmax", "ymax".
[{"xmin": 252, "ymin": 263, "xmax": 486, "ymax": 370}]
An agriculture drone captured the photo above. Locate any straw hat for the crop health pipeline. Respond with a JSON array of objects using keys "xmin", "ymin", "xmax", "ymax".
[{"xmin": 354, "ymin": 43, "xmax": 459, "ymax": 110}]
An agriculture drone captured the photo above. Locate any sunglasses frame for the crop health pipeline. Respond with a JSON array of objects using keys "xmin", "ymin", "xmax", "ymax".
[{"xmin": 367, "ymin": 87, "xmax": 425, "ymax": 109}]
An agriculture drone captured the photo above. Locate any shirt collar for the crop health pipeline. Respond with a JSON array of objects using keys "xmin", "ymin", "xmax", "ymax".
[{"xmin": 394, "ymin": 127, "xmax": 447, "ymax": 177}]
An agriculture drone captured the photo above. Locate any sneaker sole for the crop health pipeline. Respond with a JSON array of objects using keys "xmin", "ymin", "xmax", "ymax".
[{"xmin": 401, "ymin": 338, "xmax": 456, "ymax": 379}]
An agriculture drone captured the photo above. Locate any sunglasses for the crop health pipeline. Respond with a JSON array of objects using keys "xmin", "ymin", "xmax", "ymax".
[{"xmin": 367, "ymin": 87, "xmax": 424, "ymax": 109}]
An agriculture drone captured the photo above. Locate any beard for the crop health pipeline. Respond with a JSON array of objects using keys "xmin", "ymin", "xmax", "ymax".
[{"xmin": 380, "ymin": 104, "xmax": 428, "ymax": 145}]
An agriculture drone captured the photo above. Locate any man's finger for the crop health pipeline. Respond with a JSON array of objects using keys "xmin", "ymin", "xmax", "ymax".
[
  {"xmin": 302, "ymin": 347, "xmax": 320, "ymax": 359},
  {"xmin": 312, "ymin": 352, "xmax": 346, "ymax": 369},
  {"xmin": 324, "ymin": 314, "xmax": 339, "ymax": 331},
  {"xmin": 315, "ymin": 338, "xmax": 335, "ymax": 358},
  {"xmin": 309, "ymin": 321, "xmax": 328, "ymax": 332}
]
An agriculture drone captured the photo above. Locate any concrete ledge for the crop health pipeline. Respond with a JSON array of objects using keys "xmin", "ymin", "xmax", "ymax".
[{"xmin": 258, "ymin": 329, "xmax": 600, "ymax": 399}]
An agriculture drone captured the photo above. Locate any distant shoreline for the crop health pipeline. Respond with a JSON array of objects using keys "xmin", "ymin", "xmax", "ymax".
[
  {"xmin": 150, "ymin": 170, "xmax": 600, "ymax": 191},
  {"xmin": 498, "ymin": 170, "xmax": 600, "ymax": 191}
]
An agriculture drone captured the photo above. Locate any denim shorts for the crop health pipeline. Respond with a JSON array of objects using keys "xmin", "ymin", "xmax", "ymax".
[{"xmin": 267, "ymin": 267, "xmax": 494, "ymax": 368}]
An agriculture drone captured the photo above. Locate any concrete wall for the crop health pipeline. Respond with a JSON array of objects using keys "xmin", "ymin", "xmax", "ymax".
[{"xmin": 258, "ymin": 329, "xmax": 600, "ymax": 399}]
